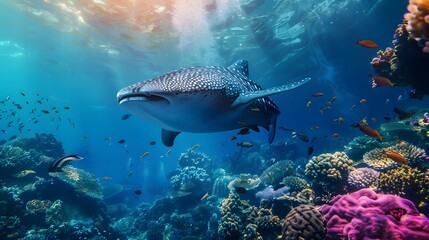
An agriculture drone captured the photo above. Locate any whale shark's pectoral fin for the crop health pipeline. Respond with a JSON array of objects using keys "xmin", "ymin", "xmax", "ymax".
[
  {"xmin": 249, "ymin": 125, "xmax": 260, "ymax": 132},
  {"xmin": 162, "ymin": 129, "xmax": 181, "ymax": 147},
  {"xmin": 231, "ymin": 77, "xmax": 311, "ymax": 107}
]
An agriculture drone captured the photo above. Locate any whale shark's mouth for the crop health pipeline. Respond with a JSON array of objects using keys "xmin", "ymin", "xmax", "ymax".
[{"xmin": 117, "ymin": 92, "xmax": 167, "ymax": 104}]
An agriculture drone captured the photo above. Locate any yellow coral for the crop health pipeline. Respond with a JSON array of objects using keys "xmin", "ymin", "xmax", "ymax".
[{"xmin": 405, "ymin": 0, "xmax": 429, "ymax": 51}]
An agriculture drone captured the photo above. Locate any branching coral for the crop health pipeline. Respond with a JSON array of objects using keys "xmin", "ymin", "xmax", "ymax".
[
  {"xmin": 363, "ymin": 141, "xmax": 428, "ymax": 171},
  {"xmin": 26, "ymin": 199, "xmax": 52, "ymax": 214},
  {"xmin": 56, "ymin": 166, "xmax": 103, "ymax": 199},
  {"xmin": 12, "ymin": 133, "xmax": 64, "ymax": 158},
  {"xmin": 178, "ymin": 149, "xmax": 213, "ymax": 170},
  {"xmin": 170, "ymin": 166, "xmax": 211, "ymax": 194},
  {"xmin": 347, "ymin": 167, "xmax": 379, "ymax": 191},
  {"xmin": 344, "ymin": 135, "xmax": 391, "ymax": 161},
  {"xmin": 0, "ymin": 145, "xmax": 39, "ymax": 175},
  {"xmin": 260, "ymin": 160, "xmax": 295, "ymax": 186},
  {"xmin": 378, "ymin": 165, "xmax": 429, "ymax": 207},
  {"xmin": 282, "ymin": 205, "xmax": 326, "ymax": 240}
]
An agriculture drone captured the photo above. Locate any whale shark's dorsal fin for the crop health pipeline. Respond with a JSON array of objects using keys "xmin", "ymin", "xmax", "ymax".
[
  {"xmin": 162, "ymin": 129, "xmax": 181, "ymax": 147},
  {"xmin": 231, "ymin": 77, "xmax": 311, "ymax": 107},
  {"xmin": 228, "ymin": 59, "xmax": 249, "ymax": 78}
]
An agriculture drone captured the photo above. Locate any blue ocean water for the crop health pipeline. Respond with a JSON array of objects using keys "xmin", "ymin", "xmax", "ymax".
[{"xmin": 1, "ymin": 1, "xmax": 428, "ymax": 239}]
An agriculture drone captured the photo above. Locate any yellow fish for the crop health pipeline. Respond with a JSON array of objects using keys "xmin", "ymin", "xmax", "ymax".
[
  {"xmin": 200, "ymin": 192, "xmax": 209, "ymax": 201},
  {"xmin": 306, "ymin": 100, "xmax": 312, "ymax": 107},
  {"xmin": 191, "ymin": 143, "xmax": 200, "ymax": 150},
  {"xmin": 15, "ymin": 170, "xmax": 36, "ymax": 178},
  {"xmin": 166, "ymin": 149, "xmax": 172, "ymax": 156}
]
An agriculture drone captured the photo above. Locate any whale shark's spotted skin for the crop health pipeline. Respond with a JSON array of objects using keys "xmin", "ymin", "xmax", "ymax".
[{"xmin": 117, "ymin": 60, "xmax": 310, "ymax": 146}]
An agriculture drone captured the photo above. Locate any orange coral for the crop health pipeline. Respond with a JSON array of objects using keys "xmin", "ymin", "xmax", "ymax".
[{"xmin": 404, "ymin": 0, "xmax": 429, "ymax": 51}]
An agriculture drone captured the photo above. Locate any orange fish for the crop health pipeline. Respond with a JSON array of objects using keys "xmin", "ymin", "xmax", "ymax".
[
  {"xmin": 237, "ymin": 127, "xmax": 250, "ymax": 135},
  {"xmin": 371, "ymin": 76, "xmax": 394, "ymax": 88},
  {"xmin": 311, "ymin": 92, "xmax": 324, "ymax": 97},
  {"xmin": 382, "ymin": 149, "xmax": 407, "ymax": 165},
  {"xmin": 356, "ymin": 124, "xmax": 382, "ymax": 140},
  {"xmin": 356, "ymin": 40, "xmax": 378, "ymax": 48}
]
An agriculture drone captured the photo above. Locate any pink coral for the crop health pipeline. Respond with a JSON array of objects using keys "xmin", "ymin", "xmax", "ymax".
[{"xmin": 320, "ymin": 189, "xmax": 429, "ymax": 240}]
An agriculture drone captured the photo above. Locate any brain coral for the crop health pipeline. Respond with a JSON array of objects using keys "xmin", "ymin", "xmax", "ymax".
[
  {"xmin": 363, "ymin": 141, "xmax": 427, "ymax": 171},
  {"xmin": 305, "ymin": 152, "xmax": 353, "ymax": 183},
  {"xmin": 346, "ymin": 167, "xmax": 379, "ymax": 191},
  {"xmin": 282, "ymin": 205, "xmax": 326, "ymax": 240},
  {"xmin": 320, "ymin": 188, "xmax": 429, "ymax": 240}
]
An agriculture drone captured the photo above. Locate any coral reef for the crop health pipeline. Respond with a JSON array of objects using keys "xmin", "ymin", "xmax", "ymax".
[
  {"xmin": 260, "ymin": 160, "xmax": 295, "ymax": 187},
  {"xmin": 218, "ymin": 192, "xmax": 282, "ymax": 239},
  {"xmin": 344, "ymin": 135, "xmax": 391, "ymax": 161},
  {"xmin": 346, "ymin": 167, "xmax": 379, "ymax": 191},
  {"xmin": 320, "ymin": 189, "xmax": 429, "ymax": 240},
  {"xmin": 11, "ymin": 133, "xmax": 64, "ymax": 159},
  {"xmin": 282, "ymin": 205, "xmax": 326, "ymax": 240},
  {"xmin": 56, "ymin": 166, "xmax": 103, "ymax": 199},
  {"xmin": 378, "ymin": 165, "xmax": 429, "ymax": 209},
  {"xmin": 212, "ymin": 175, "xmax": 235, "ymax": 198},
  {"xmin": 280, "ymin": 175, "xmax": 309, "ymax": 193},
  {"xmin": 178, "ymin": 149, "xmax": 213, "ymax": 171},
  {"xmin": 363, "ymin": 141, "xmax": 428, "ymax": 171},
  {"xmin": 0, "ymin": 145, "xmax": 40, "ymax": 176},
  {"xmin": 170, "ymin": 166, "xmax": 212, "ymax": 194},
  {"xmin": 371, "ymin": 20, "xmax": 429, "ymax": 99},
  {"xmin": 404, "ymin": 0, "xmax": 429, "ymax": 51},
  {"xmin": 25, "ymin": 199, "xmax": 52, "ymax": 215}
]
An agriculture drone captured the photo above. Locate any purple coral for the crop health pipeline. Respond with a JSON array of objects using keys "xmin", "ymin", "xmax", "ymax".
[
  {"xmin": 346, "ymin": 167, "xmax": 379, "ymax": 191},
  {"xmin": 320, "ymin": 189, "xmax": 429, "ymax": 240},
  {"xmin": 255, "ymin": 186, "xmax": 289, "ymax": 200}
]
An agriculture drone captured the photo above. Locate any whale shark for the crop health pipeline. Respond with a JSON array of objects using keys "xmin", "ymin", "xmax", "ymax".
[{"xmin": 117, "ymin": 60, "xmax": 310, "ymax": 146}]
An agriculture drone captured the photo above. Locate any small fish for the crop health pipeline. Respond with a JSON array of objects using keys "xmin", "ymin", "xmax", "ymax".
[
  {"xmin": 359, "ymin": 99, "xmax": 367, "ymax": 104},
  {"xmin": 237, "ymin": 142, "xmax": 253, "ymax": 148},
  {"xmin": 333, "ymin": 133, "xmax": 340, "ymax": 138},
  {"xmin": 310, "ymin": 125, "xmax": 319, "ymax": 130},
  {"xmin": 51, "ymin": 107, "xmax": 57, "ymax": 110},
  {"xmin": 81, "ymin": 135, "xmax": 88, "ymax": 140},
  {"xmin": 8, "ymin": 135, "xmax": 17, "ymax": 141},
  {"xmin": 234, "ymin": 186, "xmax": 247, "ymax": 194},
  {"xmin": 371, "ymin": 117, "xmax": 377, "ymax": 122},
  {"xmin": 382, "ymin": 149, "xmax": 407, "ymax": 165},
  {"xmin": 20, "ymin": 92, "xmax": 25, "ymax": 96},
  {"xmin": 165, "ymin": 149, "xmax": 172, "ymax": 156},
  {"xmin": 101, "ymin": 176, "xmax": 112, "ymax": 180},
  {"xmin": 296, "ymin": 132, "xmax": 309, "ymax": 142},
  {"xmin": 41, "ymin": 110, "xmax": 49, "ymax": 114},
  {"xmin": 190, "ymin": 143, "xmax": 200, "ymax": 150},
  {"xmin": 237, "ymin": 127, "xmax": 250, "ymax": 135},
  {"xmin": 63, "ymin": 106, "xmax": 70, "ymax": 110},
  {"xmin": 307, "ymin": 146, "xmax": 314, "ymax": 156},
  {"xmin": 279, "ymin": 126, "xmax": 293, "ymax": 131},
  {"xmin": 250, "ymin": 107, "xmax": 260, "ymax": 112},
  {"xmin": 311, "ymin": 92, "xmax": 324, "ymax": 97},
  {"xmin": 356, "ymin": 40, "xmax": 378, "ymax": 48},
  {"xmin": 320, "ymin": 106, "xmax": 330, "ymax": 113},
  {"xmin": 121, "ymin": 114, "xmax": 132, "ymax": 120},
  {"xmin": 140, "ymin": 152, "xmax": 150, "ymax": 159},
  {"xmin": 371, "ymin": 76, "xmax": 394, "ymax": 88},
  {"xmin": 334, "ymin": 117, "xmax": 344, "ymax": 124},
  {"xmin": 230, "ymin": 136, "xmax": 237, "ymax": 140},
  {"xmin": 353, "ymin": 124, "xmax": 382, "ymax": 140},
  {"xmin": 200, "ymin": 192, "xmax": 209, "ymax": 201},
  {"xmin": 393, "ymin": 107, "xmax": 415, "ymax": 120},
  {"xmin": 48, "ymin": 154, "xmax": 83, "ymax": 173},
  {"xmin": 306, "ymin": 100, "xmax": 312, "ymax": 107},
  {"xmin": 15, "ymin": 170, "xmax": 36, "ymax": 178},
  {"xmin": 327, "ymin": 96, "xmax": 337, "ymax": 104},
  {"xmin": 128, "ymin": 171, "xmax": 133, "ymax": 176},
  {"xmin": 134, "ymin": 189, "xmax": 142, "ymax": 195},
  {"xmin": 118, "ymin": 139, "xmax": 126, "ymax": 144},
  {"xmin": 149, "ymin": 141, "xmax": 156, "ymax": 145},
  {"xmin": 36, "ymin": 100, "xmax": 42, "ymax": 104},
  {"xmin": 385, "ymin": 99, "xmax": 390, "ymax": 104},
  {"xmin": 104, "ymin": 137, "xmax": 112, "ymax": 140}
]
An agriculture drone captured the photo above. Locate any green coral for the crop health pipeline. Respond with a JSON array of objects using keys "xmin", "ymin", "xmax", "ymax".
[
  {"xmin": 260, "ymin": 160, "xmax": 295, "ymax": 186},
  {"xmin": 305, "ymin": 152, "xmax": 353, "ymax": 182},
  {"xmin": 281, "ymin": 175, "xmax": 309, "ymax": 192}
]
